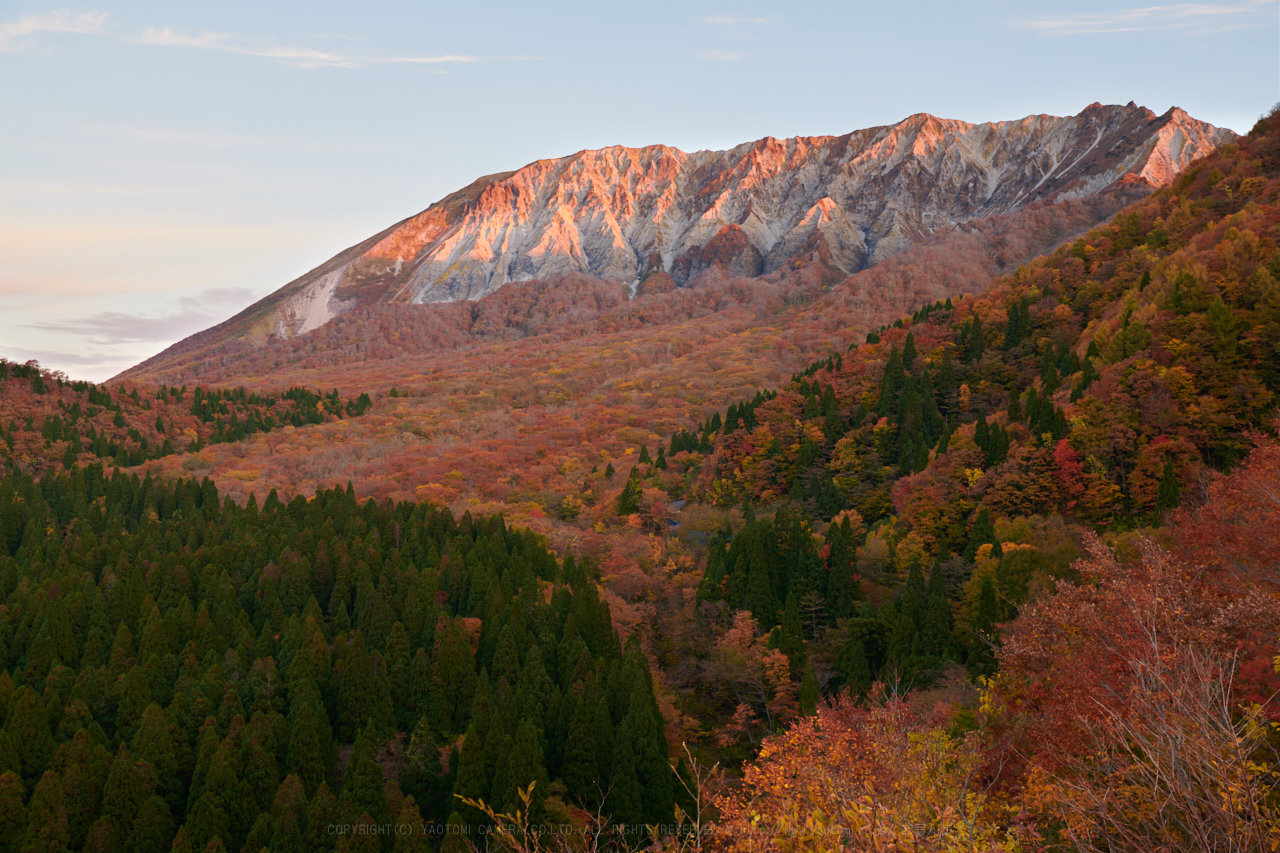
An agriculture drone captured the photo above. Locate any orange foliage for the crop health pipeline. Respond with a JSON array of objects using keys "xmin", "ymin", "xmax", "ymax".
[{"xmin": 712, "ymin": 693, "xmax": 1019, "ymax": 852}]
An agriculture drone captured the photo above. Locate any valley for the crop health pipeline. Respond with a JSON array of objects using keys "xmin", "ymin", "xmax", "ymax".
[{"xmin": 0, "ymin": 104, "xmax": 1276, "ymax": 852}]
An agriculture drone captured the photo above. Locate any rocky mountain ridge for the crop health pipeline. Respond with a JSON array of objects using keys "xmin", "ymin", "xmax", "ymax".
[{"xmin": 155, "ymin": 103, "xmax": 1235, "ymax": 347}]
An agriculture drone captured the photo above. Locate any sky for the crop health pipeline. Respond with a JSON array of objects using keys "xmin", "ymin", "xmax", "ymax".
[{"xmin": 2, "ymin": 0, "xmax": 1277, "ymax": 382}]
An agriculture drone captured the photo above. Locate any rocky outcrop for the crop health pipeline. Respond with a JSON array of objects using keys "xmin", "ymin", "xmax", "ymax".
[
  {"xmin": 672, "ymin": 224, "xmax": 764, "ymax": 282},
  {"xmin": 202, "ymin": 103, "xmax": 1235, "ymax": 342}
]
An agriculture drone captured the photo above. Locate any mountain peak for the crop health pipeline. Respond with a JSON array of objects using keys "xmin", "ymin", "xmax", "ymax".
[{"xmin": 128, "ymin": 103, "xmax": 1233, "ymax": 364}]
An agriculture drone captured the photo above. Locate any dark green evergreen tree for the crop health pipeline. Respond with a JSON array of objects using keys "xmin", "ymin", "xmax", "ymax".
[
  {"xmin": 258, "ymin": 775, "xmax": 309, "ymax": 853},
  {"xmin": 799, "ymin": 660, "xmax": 820, "ymax": 716},
  {"xmin": 696, "ymin": 543, "xmax": 727, "ymax": 605},
  {"xmin": 1040, "ymin": 346, "xmax": 1061, "ymax": 393},
  {"xmin": 963, "ymin": 507, "xmax": 1001, "ymax": 562},
  {"xmin": 392, "ymin": 796, "xmax": 432, "ymax": 853},
  {"xmin": 7, "ymin": 687, "xmax": 53, "ymax": 786},
  {"xmin": 608, "ymin": 736, "xmax": 642, "ymax": 830},
  {"xmin": 304, "ymin": 783, "xmax": 339, "ymax": 853},
  {"xmin": 384, "ymin": 621, "xmax": 412, "ymax": 729},
  {"xmin": 877, "ymin": 345, "xmax": 904, "ymax": 414},
  {"xmin": 616, "ymin": 469, "xmax": 642, "ymax": 516},
  {"xmin": 744, "ymin": 552, "xmax": 775, "ymax": 628},
  {"xmin": 124, "ymin": 797, "xmax": 173, "ymax": 853},
  {"xmin": 772, "ymin": 592, "xmax": 807, "ymax": 675},
  {"xmin": 341, "ymin": 725, "xmax": 387, "ymax": 825},
  {"xmin": 495, "ymin": 719, "xmax": 547, "ymax": 816},
  {"xmin": 288, "ymin": 679, "xmax": 333, "ymax": 795},
  {"xmin": 560, "ymin": 695, "xmax": 599, "ymax": 804},
  {"xmin": 974, "ymin": 416, "xmax": 990, "ymax": 460},
  {"xmin": 839, "ymin": 638, "xmax": 871, "ymax": 697},
  {"xmin": 452, "ymin": 721, "xmax": 488, "ymax": 830},
  {"xmin": 967, "ymin": 574, "xmax": 1000, "ymax": 675},
  {"xmin": 1155, "ymin": 457, "xmax": 1181, "ymax": 514},
  {"xmin": 902, "ymin": 332, "xmax": 918, "ymax": 369},
  {"xmin": 1004, "ymin": 302, "xmax": 1025, "ymax": 349},
  {"xmin": 920, "ymin": 564, "xmax": 956, "ymax": 660},
  {"xmin": 0, "ymin": 771, "xmax": 27, "ymax": 853},
  {"xmin": 23, "ymin": 770, "xmax": 70, "ymax": 853},
  {"xmin": 966, "ymin": 317, "xmax": 985, "ymax": 362},
  {"xmin": 826, "ymin": 523, "xmax": 861, "ymax": 621},
  {"xmin": 130, "ymin": 704, "xmax": 180, "ymax": 812},
  {"xmin": 886, "ymin": 562, "xmax": 926, "ymax": 669}
]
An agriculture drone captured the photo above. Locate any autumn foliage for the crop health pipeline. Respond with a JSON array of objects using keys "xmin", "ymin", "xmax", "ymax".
[
  {"xmin": 712, "ymin": 692, "xmax": 1020, "ymax": 852},
  {"xmin": 0, "ymin": 106, "xmax": 1277, "ymax": 853}
]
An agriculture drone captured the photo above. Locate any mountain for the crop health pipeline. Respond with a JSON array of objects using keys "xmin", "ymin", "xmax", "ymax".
[
  {"xmin": 1, "ymin": 108, "xmax": 1276, "ymax": 853},
  {"xmin": 144, "ymin": 103, "xmax": 1229, "ymax": 354}
]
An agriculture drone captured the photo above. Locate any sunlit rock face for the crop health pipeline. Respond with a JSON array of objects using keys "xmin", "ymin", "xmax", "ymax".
[{"xmin": 227, "ymin": 103, "xmax": 1234, "ymax": 339}]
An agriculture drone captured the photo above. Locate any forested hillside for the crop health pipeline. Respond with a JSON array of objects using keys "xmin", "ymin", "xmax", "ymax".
[
  {"xmin": 0, "ymin": 111, "xmax": 1276, "ymax": 852},
  {"xmin": 0, "ymin": 364, "xmax": 370, "ymax": 479},
  {"xmin": 99, "ymin": 182, "xmax": 1158, "ymax": 554},
  {"xmin": 0, "ymin": 466, "xmax": 683, "ymax": 852},
  {"xmin": 656, "ymin": 106, "xmax": 1280, "ymax": 851}
]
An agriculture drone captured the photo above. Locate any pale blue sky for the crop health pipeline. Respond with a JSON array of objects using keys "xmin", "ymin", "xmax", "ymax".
[{"xmin": 2, "ymin": 0, "xmax": 1276, "ymax": 381}]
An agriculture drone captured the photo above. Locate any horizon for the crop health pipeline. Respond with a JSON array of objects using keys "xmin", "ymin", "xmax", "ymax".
[{"xmin": 2, "ymin": 0, "xmax": 1277, "ymax": 383}]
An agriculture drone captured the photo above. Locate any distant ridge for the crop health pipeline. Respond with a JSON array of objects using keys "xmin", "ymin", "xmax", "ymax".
[{"xmin": 121, "ymin": 102, "xmax": 1232, "ymax": 376}]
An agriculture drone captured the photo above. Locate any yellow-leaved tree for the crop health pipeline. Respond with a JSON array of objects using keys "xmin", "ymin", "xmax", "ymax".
[{"xmin": 711, "ymin": 692, "xmax": 1021, "ymax": 852}]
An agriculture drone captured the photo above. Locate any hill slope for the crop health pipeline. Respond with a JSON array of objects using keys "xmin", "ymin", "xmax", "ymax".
[
  {"xmin": 119, "ymin": 102, "xmax": 1230, "ymax": 381},
  {"xmin": 0, "ymin": 110, "xmax": 1273, "ymax": 853}
]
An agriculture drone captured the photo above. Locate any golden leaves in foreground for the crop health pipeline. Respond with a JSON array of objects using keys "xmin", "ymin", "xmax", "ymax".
[{"xmin": 712, "ymin": 694, "xmax": 1021, "ymax": 853}]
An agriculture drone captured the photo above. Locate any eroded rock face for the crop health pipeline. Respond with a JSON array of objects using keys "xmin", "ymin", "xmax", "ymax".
[{"xmin": 228, "ymin": 103, "xmax": 1233, "ymax": 339}]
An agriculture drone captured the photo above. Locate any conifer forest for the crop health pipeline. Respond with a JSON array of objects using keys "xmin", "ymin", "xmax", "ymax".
[{"xmin": 0, "ymin": 111, "xmax": 1278, "ymax": 852}]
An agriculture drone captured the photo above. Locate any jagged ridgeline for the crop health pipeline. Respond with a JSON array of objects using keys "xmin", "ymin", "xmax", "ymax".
[
  {"xmin": 631, "ymin": 111, "xmax": 1279, "ymax": 531},
  {"xmin": 627, "ymin": 113, "xmax": 1280, "ymax": 710},
  {"xmin": 0, "ymin": 465, "xmax": 678, "ymax": 852}
]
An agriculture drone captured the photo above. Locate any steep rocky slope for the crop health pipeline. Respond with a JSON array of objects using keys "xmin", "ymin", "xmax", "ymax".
[{"xmin": 127, "ymin": 103, "xmax": 1231, "ymax": 367}]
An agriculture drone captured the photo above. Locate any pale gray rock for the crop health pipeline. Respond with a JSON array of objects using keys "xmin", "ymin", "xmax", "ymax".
[{"xmin": 226, "ymin": 103, "xmax": 1235, "ymax": 340}]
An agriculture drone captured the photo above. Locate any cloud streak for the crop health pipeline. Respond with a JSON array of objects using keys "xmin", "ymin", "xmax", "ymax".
[
  {"xmin": 699, "ymin": 49, "xmax": 746, "ymax": 61},
  {"xmin": 0, "ymin": 344, "xmax": 135, "ymax": 370},
  {"xmin": 135, "ymin": 26, "xmax": 354, "ymax": 67},
  {"xmin": 25, "ymin": 287, "xmax": 257, "ymax": 345},
  {"xmin": 0, "ymin": 8, "xmax": 536, "ymax": 68},
  {"xmin": 1023, "ymin": 1, "xmax": 1274, "ymax": 34},
  {"xmin": 0, "ymin": 8, "xmax": 106, "ymax": 51},
  {"xmin": 377, "ymin": 54, "xmax": 480, "ymax": 64}
]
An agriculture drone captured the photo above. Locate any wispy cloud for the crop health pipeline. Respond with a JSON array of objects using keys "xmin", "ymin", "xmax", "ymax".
[
  {"xmin": 1023, "ymin": 1, "xmax": 1273, "ymax": 34},
  {"xmin": 0, "ymin": 8, "xmax": 535, "ymax": 68},
  {"xmin": 0, "ymin": 9, "xmax": 107, "ymax": 51},
  {"xmin": 698, "ymin": 12, "xmax": 770, "ymax": 58},
  {"xmin": 0, "ymin": 343, "xmax": 134, "ymax": 370},
  {"xmin": 135, "ymin": 26, "xmax": 353, "ymax": 67},
  {"xmin": 702, "ymin": 15, "xmax": 771, "ymax": 25},
  {"xmin": 26, "ymin": 287, "xmax": 257, "ymax": 345},
  {"xmin": 377, "ymin": 54, "xmax": 480, "ymax": 64}
]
